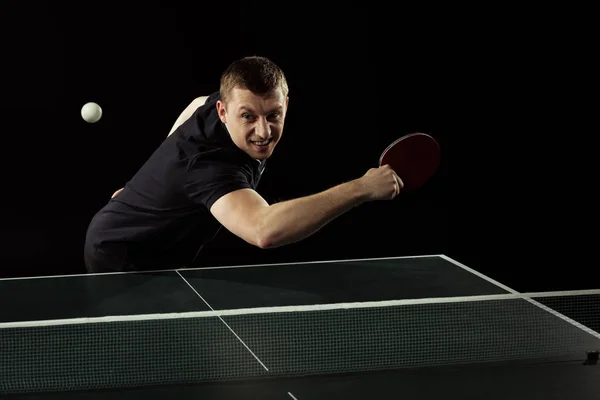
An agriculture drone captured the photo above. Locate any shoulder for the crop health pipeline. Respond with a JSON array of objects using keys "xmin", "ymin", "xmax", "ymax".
[{"xmin": 195, "ymin": 91, "xmax": 221, "ymax": 116}]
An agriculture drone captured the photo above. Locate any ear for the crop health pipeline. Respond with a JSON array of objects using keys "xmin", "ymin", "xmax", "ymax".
[{"xmin": 216, "ymin": 100, "xmax": 227, "ymax": 124}]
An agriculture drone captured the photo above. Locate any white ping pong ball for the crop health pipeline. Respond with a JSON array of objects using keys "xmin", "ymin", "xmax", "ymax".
[{"xmin": 81, "ymin": 102, "xmax": 103, "ymax": 123}]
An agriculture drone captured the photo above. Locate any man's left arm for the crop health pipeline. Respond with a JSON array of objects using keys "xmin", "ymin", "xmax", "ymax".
[
  {"xmin": 111, "ymin": 95, "xmax": 211, "ymax": 199},
  {"xmin": 167, "ymin": 95, "xmax": 209, "ymax": 136}
]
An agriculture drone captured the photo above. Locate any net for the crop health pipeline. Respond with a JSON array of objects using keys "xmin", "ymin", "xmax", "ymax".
[{"xmin": 1, "ymin": 289, "xmax": 599, "ymax": 395}]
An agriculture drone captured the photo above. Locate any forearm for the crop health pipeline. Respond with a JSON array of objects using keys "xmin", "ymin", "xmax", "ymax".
[{"xmin": 257, "ymin": 179, "xmax": 368, "ymax": 248}]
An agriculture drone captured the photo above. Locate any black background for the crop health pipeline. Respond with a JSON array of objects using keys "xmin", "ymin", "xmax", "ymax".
[{"xmin": 0, "ymin": 2, "xmax": 597, "ymax": 292}]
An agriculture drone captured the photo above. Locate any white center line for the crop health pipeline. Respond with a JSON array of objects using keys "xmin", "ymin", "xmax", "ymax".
[{"xmin": 176, "ymin": 271, "xmax": 269, "ymax": 372}]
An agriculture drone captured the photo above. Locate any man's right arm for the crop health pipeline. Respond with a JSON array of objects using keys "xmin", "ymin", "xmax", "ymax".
[{"xmin": 209, "ymin": 165, "xmax": 403, "ymax": 249}]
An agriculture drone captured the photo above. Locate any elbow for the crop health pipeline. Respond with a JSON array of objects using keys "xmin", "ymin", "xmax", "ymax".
[
  {"xmin": 255, "ymin": 232, "xmax": 277, "ymax": 249},
  {"xmin": 251, "ymin": 208, "xmax": 290, "ymax": 249},
  {"xmin": 254, "ymin": 224, "xmax": 282, "ymax": 249},
  {"xmin": 256, "ymin": 238, "xmax": 273, "ymax": 250}
]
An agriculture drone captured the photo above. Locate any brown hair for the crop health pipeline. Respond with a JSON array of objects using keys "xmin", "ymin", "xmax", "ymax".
[{"xmin": 219, "ymin": 56, "xmax": 289, "ymax": 104}]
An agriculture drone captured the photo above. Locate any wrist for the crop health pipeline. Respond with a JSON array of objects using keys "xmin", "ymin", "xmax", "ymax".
[{"xmin": 348, "ymin": 178, "xmax": 370, "ymax": 204}]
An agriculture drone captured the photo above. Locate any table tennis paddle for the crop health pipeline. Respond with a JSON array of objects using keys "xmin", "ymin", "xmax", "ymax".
[{"xmin": 379, "ymin": 132, "xmax": 441, "ymax": 193}]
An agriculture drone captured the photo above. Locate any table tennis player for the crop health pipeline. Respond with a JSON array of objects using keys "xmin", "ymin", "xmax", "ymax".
[{"xmin": 83, "ymin": 56, "xmax": 403, "ymax": 273}]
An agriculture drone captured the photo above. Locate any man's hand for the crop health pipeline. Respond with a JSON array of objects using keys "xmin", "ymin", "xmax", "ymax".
[
  {"xmin": 357, "ymin": 165, "xmax": 404, "ymax": 201},
  {"xmin": 111, "ymin": 188, "xmax": 123, "ymax": 198}
]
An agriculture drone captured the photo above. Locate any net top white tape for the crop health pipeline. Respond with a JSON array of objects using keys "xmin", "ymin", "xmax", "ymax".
[{"xmin": 2, "ymin": 289, "xmax": 599, "ymax": 336}]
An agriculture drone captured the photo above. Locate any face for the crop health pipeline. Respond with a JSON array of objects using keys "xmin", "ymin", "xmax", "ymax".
[{"xmin": 216, "ymin": 87, "xmax": 288, "ymax": 160}]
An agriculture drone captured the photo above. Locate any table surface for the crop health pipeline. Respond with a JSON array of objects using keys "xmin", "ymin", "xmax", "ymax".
[{"xmin": 1, "ymin": 255, "xmax": 599, "ymax": 399}]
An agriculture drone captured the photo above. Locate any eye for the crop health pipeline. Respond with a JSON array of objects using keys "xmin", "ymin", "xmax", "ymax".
[{"xmin": 242, "ymin": 113, "xmax": 254, "ymax": 120}]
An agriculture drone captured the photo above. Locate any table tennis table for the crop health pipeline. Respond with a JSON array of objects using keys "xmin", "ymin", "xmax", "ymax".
[{"xmin": 1, "ymin": 254, "xmax": 599, "ymax": 399}]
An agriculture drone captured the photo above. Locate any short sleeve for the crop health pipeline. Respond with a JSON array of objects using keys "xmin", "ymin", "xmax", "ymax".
[{"xmin": 182, "ymin": 150, "xmax": 254, "ymax": 210}]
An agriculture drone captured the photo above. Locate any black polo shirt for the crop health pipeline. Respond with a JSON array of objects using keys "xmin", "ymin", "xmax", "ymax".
[{"xmin": 84, "ymin": 92, "xmax": 265, "ymax": 272}]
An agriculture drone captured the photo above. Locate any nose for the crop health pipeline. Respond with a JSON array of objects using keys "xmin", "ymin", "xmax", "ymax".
[{"xmin": 256, "ymin": 118, "xmax": 271, "ymax": 139}]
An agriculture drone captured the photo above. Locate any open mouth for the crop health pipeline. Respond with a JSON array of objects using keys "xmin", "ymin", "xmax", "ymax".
[{"xmin": 250, "ymin": 138, "xmax": 273, "ymax": 148}]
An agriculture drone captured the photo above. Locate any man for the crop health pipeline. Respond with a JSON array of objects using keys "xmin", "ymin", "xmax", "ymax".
[{"xmin": 84, "ymin": 56, "xmax": 403, "ymax": 273}]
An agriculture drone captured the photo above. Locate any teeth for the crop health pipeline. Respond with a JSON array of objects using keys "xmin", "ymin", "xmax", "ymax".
[{"xmin": 252, "ymin": 140, "xmax": 270, "ymax": 146}]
